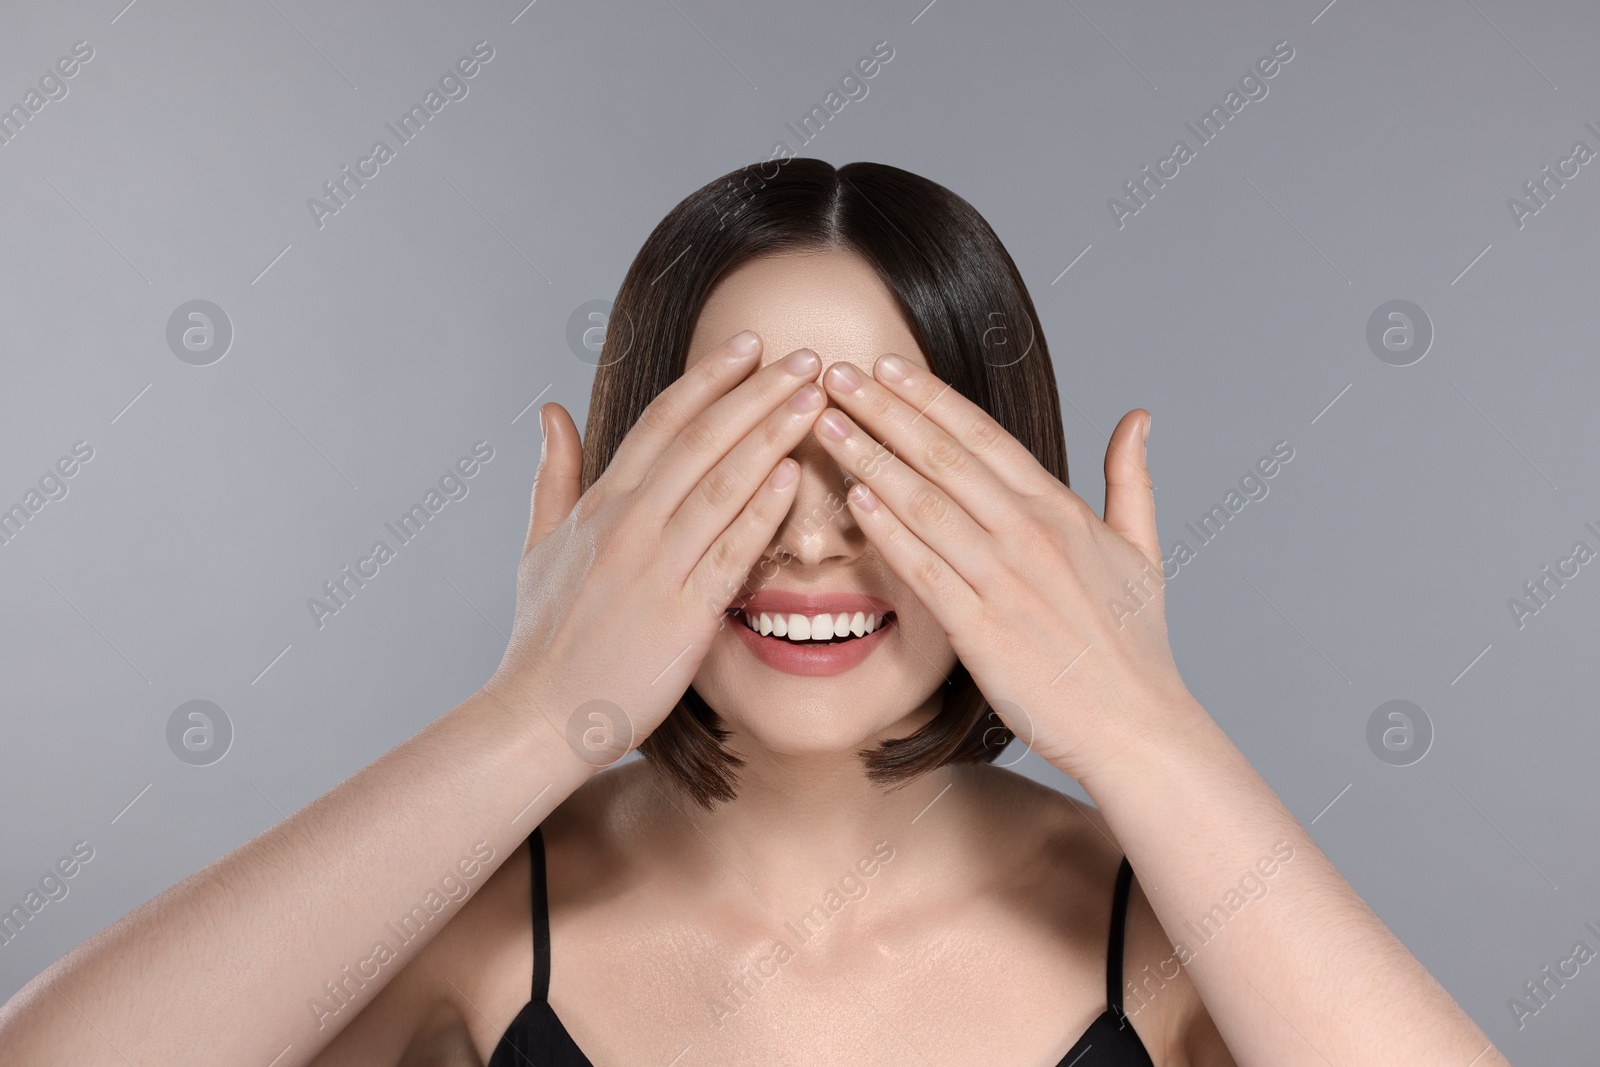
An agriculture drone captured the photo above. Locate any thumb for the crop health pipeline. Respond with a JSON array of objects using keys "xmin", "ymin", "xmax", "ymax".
[
  {"xmin": 1102, "ymin": 409, "xmax": 1160, "ymax": 566},
  {"xmin": 525, "ymin": 402, "xmax": 582, "ymax": 555}
]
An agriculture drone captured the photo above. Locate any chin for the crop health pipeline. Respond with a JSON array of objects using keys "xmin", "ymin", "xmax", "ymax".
[
  {"xmin": 719, "ymin": 702, "xmax": 910, "ymax": 760},
  {"xmin": 693, "ymin": 641, "xmax": 945, "ymax": 762}
]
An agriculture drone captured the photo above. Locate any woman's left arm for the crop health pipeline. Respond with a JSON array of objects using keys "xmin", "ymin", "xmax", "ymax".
[{"xmin": 812, "ymin": 354, "xmax": 1506, "ymax": 1067}]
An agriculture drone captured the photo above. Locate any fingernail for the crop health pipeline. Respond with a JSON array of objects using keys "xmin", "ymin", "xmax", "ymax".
[
  {"xmin": 728, "ymin": 330, "xmax": 761, "ymax": 357},
  {"xmin": 817, "ymin": 409, "xmax": 850, "ymax": 441},
  {"xmin": 788, "ymin": 384, "xmax": 822, "ymax": 412},
  {"xmin": 783, "ymin": 348, "xmax": 819, "ymax": 376},
  {"xmin": 538, "ymin": 407, "xmax": 548, "ymax": 463},
  {"xmin": 772, "ymin": 459, "xmax": 797, "ymax": 489},
  {"xmin": 1142, "ymin": 414, "xmax": 1151, "ymax": 452},
  {"xmin": 849, "ymin": 482, "xmax": 879, "ymax": 511},
  {"xmin": 826, "ymin": 362, "xmax": 862, "ymax": 391},
  {"xmin": 877, "ymin": 353, "xmax": 910, "ymax": 382}
]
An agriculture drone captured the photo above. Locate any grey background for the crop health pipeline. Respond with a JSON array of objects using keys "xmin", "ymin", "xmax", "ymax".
[{"xmin": 0, "ymin": 0, "xmax": 1594, "ymax": 1060}]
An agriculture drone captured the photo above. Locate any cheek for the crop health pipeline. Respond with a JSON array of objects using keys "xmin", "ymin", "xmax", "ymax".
[{"xmin": 889, "ymin": 599, "xmax": 958, "ymax": 672}]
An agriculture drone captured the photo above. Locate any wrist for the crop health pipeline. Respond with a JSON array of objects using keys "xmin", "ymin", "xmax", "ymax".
[
  {"xmin": 463, "ymin": 677, "xmax": 615, "ymax": 787},
  {"xmin": 1068, "ymin": 691, "xmax": 1228, "ymax": 801}
]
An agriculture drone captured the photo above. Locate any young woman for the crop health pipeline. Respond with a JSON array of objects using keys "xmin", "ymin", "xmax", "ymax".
[{"xmin": 0, "ymin": 160, "xmax": 1503, "ymax": 1066}]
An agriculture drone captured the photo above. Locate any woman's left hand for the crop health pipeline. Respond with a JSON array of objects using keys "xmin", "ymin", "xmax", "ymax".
[{"xmin": 814, "ymin": 353, "xmax": 1206, "ymax": 782}]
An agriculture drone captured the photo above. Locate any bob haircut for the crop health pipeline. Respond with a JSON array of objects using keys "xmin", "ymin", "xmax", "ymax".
[{"xmin": 580, "ymin": 157, "xmax": 1069, "ymax": 809}]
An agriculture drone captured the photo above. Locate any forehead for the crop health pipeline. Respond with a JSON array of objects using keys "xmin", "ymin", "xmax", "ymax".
[{"xmin": 684, "ymin": 247, "xmax": 928, "ymax": 373}]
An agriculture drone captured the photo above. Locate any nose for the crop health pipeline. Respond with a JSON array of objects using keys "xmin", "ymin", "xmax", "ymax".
[{"xmin": 763, "ymin": 428, "xmax": 867, "ymax": 567}]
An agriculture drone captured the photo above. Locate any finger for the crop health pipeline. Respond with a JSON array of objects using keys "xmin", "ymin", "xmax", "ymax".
[
  {"xmin": 812, "ymin": 404, "xmax": 998, "ymax": 592},
  {"xmin": 842, "ymin": 478, "xmax": 981, "ymax": 636},
  {"xmin": 1103, "ymin": 409, "xmax": 1160, "ymax": 566},
  {"xmin": 822, "ymin": 359, "xmax": 1014, "ymax": 534},
  {"xmin": 603, "ymin": 330, "xmax": 765, "ymax": 490},
  {"xmin": 662, "ymin": 382, "xmax": 825, "ymax": 577},
  {"xmin": 525, "ymin": 402, "xmax": 582, "ymax": 555},
  {"xmin": 862, "ymin": 351, "xmax": 1059, "ymax": 499},
  {"xmin": 685, "ymin": 456, "xmax": 801, "ymax": 619},
  {"xmin": 637, "ymin": 347, "xmax": 821, "ymax": 520}
]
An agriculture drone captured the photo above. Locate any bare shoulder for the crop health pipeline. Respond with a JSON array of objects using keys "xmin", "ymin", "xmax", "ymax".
[
  {"xmin": 308, "ymin": 762, "xmax": 642, "ymax": 1065},
  {"xmin": 443, "ymin": 759, "xmax": 648, "ymax": 1050},
  {"xmin": 954, "ymin": 763, "xmax": 1219, "ymax": 1065}
]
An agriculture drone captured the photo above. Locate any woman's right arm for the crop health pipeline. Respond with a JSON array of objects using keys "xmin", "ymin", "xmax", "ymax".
[
  {"xmin": 0, "ymin": 330, "xmax": 824, "ymax": 1066},
  {"xmin": 0, "ymin": 688, "xmax": 592, "ymax": 1067}
]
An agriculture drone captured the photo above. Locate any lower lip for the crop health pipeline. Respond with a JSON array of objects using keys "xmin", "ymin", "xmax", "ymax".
[{"xmin": 727, "ymin": 613, "xmax": 894, "ymax": 677}]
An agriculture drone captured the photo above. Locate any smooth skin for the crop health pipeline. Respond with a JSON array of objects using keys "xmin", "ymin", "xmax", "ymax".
[
  {"xmin": 0, "ymin": 248, "xmax": 1505, "ymax": 1066},
  {"xmin": 811, "ymin": 348, "xmax": 1508, "ymax": 1066},
  {"xmin": 0, "ymin": 328, "xmax": 827, "ymax": 1064}
]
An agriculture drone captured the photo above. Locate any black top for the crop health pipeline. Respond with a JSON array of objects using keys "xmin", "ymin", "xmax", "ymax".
[{"xmin": 488, "ymin": 827, "xmax": 1154, "ymax": 1066}]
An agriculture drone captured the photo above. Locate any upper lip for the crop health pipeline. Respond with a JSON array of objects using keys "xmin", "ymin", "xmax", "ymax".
[{"xmin": 730, "ymin": 591, "xmax": 895, "ymax": 618}]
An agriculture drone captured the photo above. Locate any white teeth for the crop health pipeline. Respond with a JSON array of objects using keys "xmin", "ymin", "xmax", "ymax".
[{"xmin": 740, "ymin": 609, "xmax": 889, "ymax": 643}]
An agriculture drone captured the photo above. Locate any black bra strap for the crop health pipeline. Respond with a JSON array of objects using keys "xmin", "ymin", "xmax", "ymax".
[
  {"xmin": 529, "ymin": 826, "xmax": 551, "ymax": 1002},
  {"xmin": 1106, "ymin": 855, "xmax": 1135, "ymax": 1017}
]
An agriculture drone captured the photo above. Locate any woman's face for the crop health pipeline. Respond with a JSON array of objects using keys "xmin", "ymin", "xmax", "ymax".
[{"xmin": 683, "ymin": 247, "xmax": 960, "ymax": 757}]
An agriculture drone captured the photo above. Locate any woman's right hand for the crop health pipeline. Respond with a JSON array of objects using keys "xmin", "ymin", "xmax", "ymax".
[
  {"xmin": 0, "ymin": 337, "xmax": 825, "ymax": 1067},
  {"xmin": 482, "ymin": 330, "xmax": 823, "ymax": 763}
]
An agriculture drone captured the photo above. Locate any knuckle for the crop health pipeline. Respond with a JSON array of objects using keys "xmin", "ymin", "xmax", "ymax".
[
  {"xmin": 680, "ymin": 418, "xmax": 717, "ymax": 458},
  {"xmin": 1066, "ymin": 492, "xmax": 1098, "ymax": 528},
  {"xmin": 1002, "ymin": 511, "xmax": 1054, "ymax": 558},
  {"xmin": 866, "ymin": 389, "xmax": 898, "ymax": 425},
  {"xmin": 760, "ymin": 415, "xmax": 790, "ymax": 453},
  {"xmin": 744, "ymin": 493, "xmax": 775, "ymax": 530},
  {"xmin": 907, "ymin": 486, "xmax": 948, "ymax": 527},
  {"xmin": 858, "ymin": 442, "xmax": 894, "ymax": 478},
  {"xmin": 699, "ymin": 465, "xmax": 739, "ymax": 509},
  {"xmin": 1046, "ymin": 487, "xmax": 1090, "ymax": 528},
  {"xmin": 707, "ymin": 535, "xmax": 736, "ymax": 574},
  {"xmin": 1020, "ymin": 524, "xmax": 1057, "ymax": 560},
  {"xmin": 913, "ymin": 553, "xmax": 947, "ymax": 597},
  {"xmin": 639, "ymin": 396, "xmax": 680, "ymax": 437},
  {"xmin": 966, "ymin": 415, "xmax": 1003, "ymax": 458},
  {"xmin": 921, "ymin": 433, "xmax": 967, "ymax": 478}
]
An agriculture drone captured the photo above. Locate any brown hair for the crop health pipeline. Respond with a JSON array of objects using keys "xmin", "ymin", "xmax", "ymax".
[{"xmin": 580, "ymin": 158, "xmax": 1069, "ymax": 809}]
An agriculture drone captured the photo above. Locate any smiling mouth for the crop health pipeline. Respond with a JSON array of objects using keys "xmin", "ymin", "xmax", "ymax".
[{"xmin": 728, "ymin": 609, "xmax": 896, "ymax": 645}]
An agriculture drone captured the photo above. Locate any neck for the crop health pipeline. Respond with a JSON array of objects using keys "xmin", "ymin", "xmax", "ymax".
[{"xmin": 640, "ymin": 699, "xmax": 968, "ymax": 904}]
